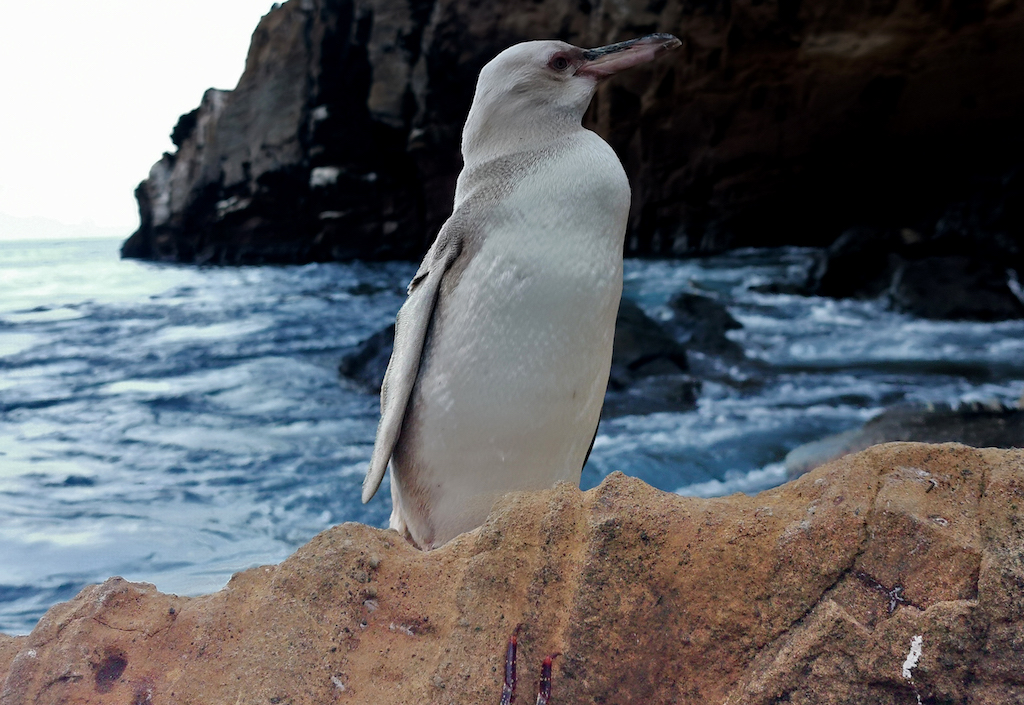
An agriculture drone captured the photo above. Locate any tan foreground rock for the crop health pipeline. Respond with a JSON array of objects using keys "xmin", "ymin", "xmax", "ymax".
[{"xmin": 1, "ymin": 443, "xmax": 1022, "ymax": 704}]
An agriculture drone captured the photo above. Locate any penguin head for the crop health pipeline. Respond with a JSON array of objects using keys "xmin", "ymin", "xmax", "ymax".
[{"xmin": 462, "ymin": 34, "xmax": 680, "ymax": 162}]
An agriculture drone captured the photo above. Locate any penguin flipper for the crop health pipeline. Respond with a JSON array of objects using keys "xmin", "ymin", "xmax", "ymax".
[
  {"xmin": 582, "ymin": 418, "xmax": 600, "ymax": 469},
  {"xmin": 362, "ymin": 221, "xmax": 464, "ymax": 503}
]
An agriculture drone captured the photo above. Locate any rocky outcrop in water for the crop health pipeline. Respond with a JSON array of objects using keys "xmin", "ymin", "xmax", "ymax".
[
  {"xmin": 124, "ymin": 1, "xmax": 426, "ymax": 264},
  {"xmin": 338, "ymin": 322, "xmax": 396, "ymax": 393},
  {"xmin": 2, "ymin": 443, "xmax": 1023, "ymax": 703},
  {"xmin": 665, "ymin": 291, "xmax": 744, "ymax": 356},
  {"xmin": 786, "ymin": 401, "xmax": 1024, "ymax": 478},
  {"xmin": 339, "ymin": 296, "xmax": 715, "ymax": 416},
  {"xmin": 602, "ymin": 298, "xmax": 702, "ymax": 416},
  {"xmin": 122, "ymin": 0, "xmax": 1024, "ymax": 264},
  {"xmin": 810, "ymin": 168, "xmax": 1024, "ymax": 320}
]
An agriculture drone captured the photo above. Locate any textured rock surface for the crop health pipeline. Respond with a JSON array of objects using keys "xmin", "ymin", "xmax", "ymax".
[
  {"xmin": 3, "ymin": 443, "xmax": 1023, "ymax": 704},
  {"xmin": 122, "ymin": 0, "xmax": 1024, "ymax": 264}
]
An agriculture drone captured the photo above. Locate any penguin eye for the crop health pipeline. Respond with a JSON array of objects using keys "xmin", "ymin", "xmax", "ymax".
[{"xmin": 549, "ymin": 55, "xmax": 571, "ymax": 72}]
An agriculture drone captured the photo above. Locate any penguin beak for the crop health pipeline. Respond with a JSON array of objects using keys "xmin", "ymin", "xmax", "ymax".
[{"xmin": 576, "ymin": 33, "xmax": 681, "ymax": 80}]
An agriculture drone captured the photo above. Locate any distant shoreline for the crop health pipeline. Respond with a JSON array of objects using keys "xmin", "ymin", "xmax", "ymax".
[
  {"xmin": 0, "ymin": 212, "xmax": 131, "ymax": 243},
  {"xmin": 0, "ymin": 235, "xmax": 125, "ymax": 242}
]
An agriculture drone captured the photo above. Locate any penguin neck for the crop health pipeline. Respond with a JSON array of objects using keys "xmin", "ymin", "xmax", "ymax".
[{"xmin": 460, "ymin": 104, "xmax": 585, "ymax": 171}]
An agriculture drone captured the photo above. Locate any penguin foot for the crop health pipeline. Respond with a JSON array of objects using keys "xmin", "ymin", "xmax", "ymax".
[{"xmin": 499, "ymin": 624, "xmax": 560, "ymax": 705}]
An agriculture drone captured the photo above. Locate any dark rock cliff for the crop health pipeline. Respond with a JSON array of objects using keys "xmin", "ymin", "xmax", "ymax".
[{"xmin": 122, "ymin": 0, "xmax": 1024, "ymax": 264}]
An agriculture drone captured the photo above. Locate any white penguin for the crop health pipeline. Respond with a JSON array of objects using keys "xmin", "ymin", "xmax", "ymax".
[{"xmin": 362, "ymin": 34, "xmax": 681, "ymax": 549}]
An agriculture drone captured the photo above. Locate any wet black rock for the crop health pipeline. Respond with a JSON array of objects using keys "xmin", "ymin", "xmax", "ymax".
[
  {"xmin": 604, "ymin": 299, "xmax": 700, "ymax": 417},
  {"xmin": 747, "ymin": 280, "xmax": 815, "ymax": 296},
  {"xmin": 890, "ymin": 256, "xmax": 1024, "ymax": 321},
  {"xmin": 666, "ymin": 292, "xmax": 743, "ymax": 357},
  {"xmin": 810, "ymin": 175, "xmax": 1024, "ymax": 321},
  {"xmin": 340, "ymin": 298, "xmax": 702, "ymax": 416},
  {"xmin": 813, "ymin": 227, "xmax": 902, "ymax": 300},
  {"xmin": 600, "ymin": 374, "xmax": 702, "ymax": 418},
  {"xmin": 786, "ymin": 401, "xmax": 1024, "ymax": 478},
  {"xmin": 609, "ymin": 299, "xmax": 689, "ymax": 384},
  {"xmin": 338, "ymin": 324, "xmax": 394, "ymax": 393}
]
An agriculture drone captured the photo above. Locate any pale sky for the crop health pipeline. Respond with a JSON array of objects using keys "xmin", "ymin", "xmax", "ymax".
[{"xmin": 0, "ymin": 0, "xmax": 277, "ymax": 240}]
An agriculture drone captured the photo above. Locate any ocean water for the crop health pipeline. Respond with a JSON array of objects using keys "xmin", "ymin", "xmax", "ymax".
[{"xmin": 2, "ymin": 238, "xmax": 1022, "ymax": 634}]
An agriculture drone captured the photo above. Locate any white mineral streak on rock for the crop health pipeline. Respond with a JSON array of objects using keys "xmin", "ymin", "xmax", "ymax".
[
  {"xmin": 801, "ymin": 31, "xmax": 893, "ymax": 58},
  {"xmin": 311, "ymin": 105, "xmax": 329, "ymax": 123},
  {"xmin": 215, "ymin": 196, "xmax": 252, "ymax": 218},
  {"xmin": 309, "ymin": 166, "xmax": 341, "ymax": 188},
  {"xmin": 1008, "ymin": 269, "xmax": 1024, "ymax": 305},
  {"xmin": 390, "ymin": 622, "xmax": 415, "ymax": 636},
  {"xmin": 902, "ymin": 635, "xmax": 923, "ymax": 680}
]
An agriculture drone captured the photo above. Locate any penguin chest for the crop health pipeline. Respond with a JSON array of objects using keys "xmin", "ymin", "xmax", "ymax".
[
  {"xmin": 390, "ymin": 137, "xmax": 629, "ymax": 549},
  {"xmin": 407, "ymin": 144, "xmax": 629, "ymax": 477},
  {"xmin": 435, "ymin": 232, "xmax": 622, "ymax": 405}
]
